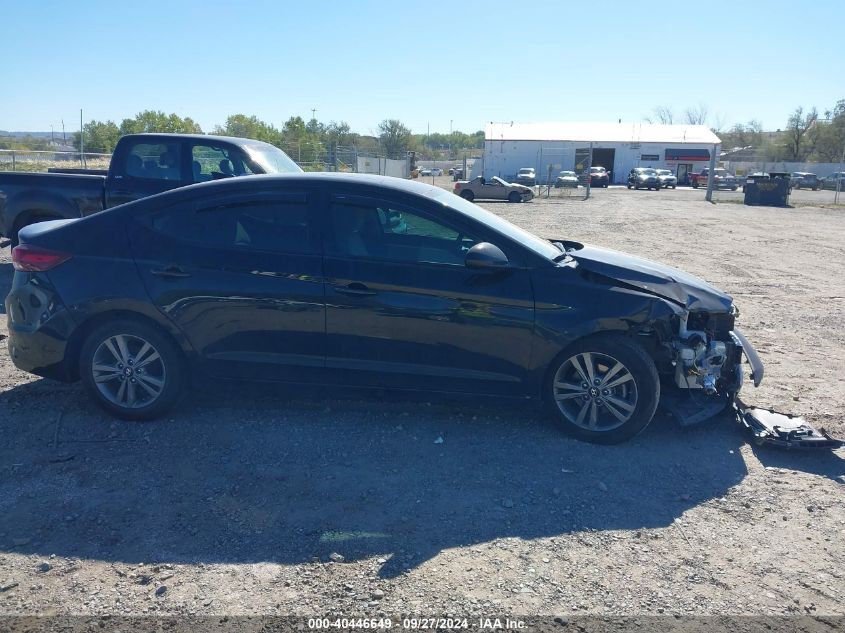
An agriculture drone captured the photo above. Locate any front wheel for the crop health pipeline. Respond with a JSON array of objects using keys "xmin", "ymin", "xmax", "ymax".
[
  {"xmin": 459, "ymin": 190, "xmax": 474, "ymax": 201},
  {"xmin": 79, "ymin": 319, "xmax": 185, "ymax": 420},
  {"xmin": 546, "ymin": 335, "xmax": 660, "ymax": 444},
  {"xmin": 508, "ymin": 191, "xmax": 521, "ymax": 203}
]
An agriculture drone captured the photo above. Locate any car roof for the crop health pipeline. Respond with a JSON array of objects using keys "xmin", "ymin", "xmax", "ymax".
[{"xmin": 120, "ymin": 172, "xmax": 458, "ymax": 210}]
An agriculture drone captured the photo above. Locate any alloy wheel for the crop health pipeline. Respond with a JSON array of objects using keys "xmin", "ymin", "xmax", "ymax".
[
  {"xmin": 91, "ymin": 334, "xmax": 167, "ymax": 409},
  {"xmin": 553, "ymin": 352, "xmax": 638, "ymax": 432}
]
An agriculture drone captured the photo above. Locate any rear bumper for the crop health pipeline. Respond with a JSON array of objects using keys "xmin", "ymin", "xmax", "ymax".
[{"xmin": 5, "ymin": 273, "xmax": 77, "ymax": 381}]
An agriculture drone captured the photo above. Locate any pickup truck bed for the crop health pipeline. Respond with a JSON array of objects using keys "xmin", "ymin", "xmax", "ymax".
[{"xmin": 0, "ymin": 132, "xmax": 301, "ymax": 244}]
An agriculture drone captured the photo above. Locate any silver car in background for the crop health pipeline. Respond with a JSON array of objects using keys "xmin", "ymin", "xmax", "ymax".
[{"xmin": 656, "ymin": 169, "xmax": 677, "ymax": 189}]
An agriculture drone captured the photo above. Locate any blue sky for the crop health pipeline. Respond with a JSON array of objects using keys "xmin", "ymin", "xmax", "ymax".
[{"xmin": 1, "ymin": 0, "xmax": 842, "ymax": 135}]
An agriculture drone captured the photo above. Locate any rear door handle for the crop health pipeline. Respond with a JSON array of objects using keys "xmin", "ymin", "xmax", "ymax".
[
  {"xmin": 333, "ymin": 283, "xmax": 376, "ymax": 297},
  {"xmin": 151, "ymin": 266, "xmax": 191, "ymax": 279}
]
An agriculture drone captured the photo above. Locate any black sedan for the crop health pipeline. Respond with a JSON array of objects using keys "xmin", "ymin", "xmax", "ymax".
[{"xmin": 6, "ymin": 174, "xmax": 763, "ymax": 444}]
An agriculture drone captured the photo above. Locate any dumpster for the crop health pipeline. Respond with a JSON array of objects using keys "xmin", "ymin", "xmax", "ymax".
[{"xmin": 744, "ymin": 172, "xmax": 791, "ymax": 206}]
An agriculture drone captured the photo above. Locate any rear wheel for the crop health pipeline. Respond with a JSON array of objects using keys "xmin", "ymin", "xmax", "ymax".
[
  {"xmin": 546, "ymin": 335, "xmax": 659, "ymax": 444},
  {"xmin": 508, "ymin": 191, "xmax": 521, "ymax": 203},
  {"xmin": 79, "ymin": 319, "xmax": 185, "ymax": 420},
  {"xmin": 460, "ymin": 190, "xmax": 474, "ymax": 201}
]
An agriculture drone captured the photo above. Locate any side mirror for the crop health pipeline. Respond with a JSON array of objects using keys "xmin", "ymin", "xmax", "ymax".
[{"xmin": 465, "ymin": 242, "xmax": 509, "ymax": 270}]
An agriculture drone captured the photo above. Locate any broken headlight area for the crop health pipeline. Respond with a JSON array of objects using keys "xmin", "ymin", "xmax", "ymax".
[
  {"xmin": 671, "ymin": 310, "xmax": 742, "ymax": 395},
  {"xmin": 658, "ymin": 308, "xmax": 763, "ymax": 427}
]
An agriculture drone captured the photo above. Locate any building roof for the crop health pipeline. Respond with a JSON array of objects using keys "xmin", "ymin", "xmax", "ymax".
[{"xmin": 486, "ymin": 122, "xmax": 721, "ymax": 145}]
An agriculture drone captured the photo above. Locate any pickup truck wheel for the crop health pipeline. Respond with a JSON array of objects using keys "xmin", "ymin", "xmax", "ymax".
[
  {"xmin": 11, "ymin": 215, "xmax": 58, "ymax": 248},
  {"xmin": 545, "ymin": 334, "xmax": 660, "ymax": 444},
  {"xmin": 626, "ymin": 184, "xmax": 632, "ymax": 189},
  {"xmin": 692, "ymin": 182, "xmax": 699, "ymax": 189},
  {"xmin": 508, "ymin": 192, "xmax": 521, "ymax": 203},
  {"xmin": 460, "ymin": 190, "xmax": 474, "ymax": 201},
  {"xmin": 79, "ymin": 319, "xmax": 186, "ymax": 421}
]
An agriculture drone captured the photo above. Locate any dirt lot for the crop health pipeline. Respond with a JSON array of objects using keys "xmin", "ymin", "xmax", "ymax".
[{"xmin": 1, "ymin": 185, "xmax": 843, "ymax": 620}]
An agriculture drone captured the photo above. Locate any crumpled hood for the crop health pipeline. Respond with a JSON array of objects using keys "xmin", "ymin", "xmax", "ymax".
[{"xmin": 561, "ymin": 241, "xmax": 733, "ymax": 312}]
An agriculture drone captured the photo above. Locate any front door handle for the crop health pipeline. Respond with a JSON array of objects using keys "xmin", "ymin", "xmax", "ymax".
[
  {"xmin": 151, "ymin": 266, "xmax": 191, "ymax": 279},
  {"xmin": 333, "ymin": 283, "xmax": 376, "ymax": 297}
]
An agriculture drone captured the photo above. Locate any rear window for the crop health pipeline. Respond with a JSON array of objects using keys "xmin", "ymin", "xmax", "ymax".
[
  {"xmin": 125, "ymin": 142, "xmax": 182, "ymax": 181},
  {"xmin": 152, "ymin": 196, "xmax": 313, "ymax": 254}
]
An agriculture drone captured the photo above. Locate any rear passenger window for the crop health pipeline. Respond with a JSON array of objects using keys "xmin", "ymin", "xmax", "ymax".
[
  {"xmin": 125, "ymin": 142, "xmax": 182, "ymax": 181},
  {"xmin": 152, "ymin": 197, "xmax": 313, "ymax": 254}
]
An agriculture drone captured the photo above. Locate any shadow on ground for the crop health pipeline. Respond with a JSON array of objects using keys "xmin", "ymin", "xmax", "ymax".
[{"xmin": 0, "ymin": 379, "xmax": 841, "ymax": 578}]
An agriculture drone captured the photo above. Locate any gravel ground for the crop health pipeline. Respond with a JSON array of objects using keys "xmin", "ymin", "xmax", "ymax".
[{"xmin": 0, "ymin": 183, "xmax": 843, "ymax": 620}]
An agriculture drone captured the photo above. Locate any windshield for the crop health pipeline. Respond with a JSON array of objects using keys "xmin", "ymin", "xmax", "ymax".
[
  {"xmin": 492, "ymin": 177, "xmax": 509, "ymax": 185},
  {"xmin": 559, "ymin": 171, "xmax": 575, "ymax": 177},
  {"xmin": 591, "ymin": 167, "xmax": 605, "ymax": 173},
  {"xmin": 518, "ymin": 168, "xmax": 533, "ymax": 174},
  {"xmin": 657, "ymin": 170, "xmax": 672, "ymax": 175},
  {"xmin": 429, "ymin": 188, "xmax": 561, "ymax": 261},
  {"xmin": 639, "ymin": 169, "xmax": 657, "ymax": 176},
  {"xmin": 243, "ymin": 140, "xmax": 302, "ymax": 174}
]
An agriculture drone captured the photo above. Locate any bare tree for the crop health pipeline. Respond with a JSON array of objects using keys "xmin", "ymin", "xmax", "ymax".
[
  {"xmin": 710, "ymin": 112, "xmax": 727, "ymax": 133},
  {"xmin": 783, "ymin": 106, "xmax": 818, "ymax": 161},
  {"xmin": 684, "ymin": 103, "xmax": 709, "ymax": 125},
  {"xmin": 645, "ymin": 105, "xmax": 674, "ymax": 124}
]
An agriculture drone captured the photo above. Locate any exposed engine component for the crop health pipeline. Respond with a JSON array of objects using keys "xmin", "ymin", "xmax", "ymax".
[{"xmin": 674, "ymin": 313, "xmax": 731, "ymax": 393}]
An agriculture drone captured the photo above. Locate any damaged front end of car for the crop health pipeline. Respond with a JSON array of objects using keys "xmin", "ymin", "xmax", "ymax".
[
  {"xmin": 658, "ymin": 307, "xmax": 764, "ymax": 426},
  {"xmin": 560, "ymin": 241, "xmax": 765, "ymax": 426}
]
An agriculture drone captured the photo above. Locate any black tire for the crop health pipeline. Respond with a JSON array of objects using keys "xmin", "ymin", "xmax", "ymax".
[
  {"xmin": 545, "ymin": 334, "xmax": 660, "ymax": 444},
  {"xmin": 507, "ymin": 191, "xmax": 521, "ymax": 203},
  {"xmin": 79, "ymin": 318, "xmax": 186, "ymax": 420},
  {"xmin": 627, "ymin": 184, "xmax": 632, "ymax": 189},
  {"xmin": 672, "ymin": 185, "xmax": 676, "ymax": 189},
  {"xmin": 10, "ymin": 214, "xmax": 58, "ymax": 248},
  {"xmin": 692, "ymin": 182, "xmax": 699, "ymax": 189},
  {"xmin": 634, "ymin": 184, "xmax": 640, "ymax": 190},
  {"xmin": 460, "ymin": 190, "xmax": 474, "ymax": 201},
  {"xmin": 731, "ymin": 186, "xmax": 738, "ymax": 191},
  {"xmin": 654, "ymin": 186, "xmax": 660, "ymax": 191}
]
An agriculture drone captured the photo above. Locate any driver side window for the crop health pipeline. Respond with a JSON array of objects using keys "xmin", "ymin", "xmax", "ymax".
[{"xmin": 328, "ymin": 200, "xmax": 478, "ymax": 265}]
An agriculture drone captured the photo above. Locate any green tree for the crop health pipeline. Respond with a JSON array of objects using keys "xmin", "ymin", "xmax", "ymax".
[
  {"xmin": 72, "ymin": 120, "xmax": 120, "ymax": 153},
  {"xmin": 378, "ymin": 119, "xmax": 411, "ymax": 158},
  {"xmin": 118, "ymin": 110, "xmax": 203, "ymax": 136},
  {"xmin": 813, "ymin": 100, "xmax": 845, "ymax": 162},
  {"xmin": 213, "ymin": 114, "xmax": 281, "ymax": 145}
]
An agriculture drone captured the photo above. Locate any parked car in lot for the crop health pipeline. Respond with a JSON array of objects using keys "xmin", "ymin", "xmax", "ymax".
[
  {"xmin": 820, "ymin": 172, "xmax": 845, "ymax": 190},
  {"xmin": 791, "ymin": 172, "xmax": 819, "ymax": 190},
  {"xmin": 0, "ymin": 133, "xmax": 301, "ymax": 246},
  {"xmin": 690, "ymin": 168, "xmax": 738, "ymax": 190},
  {"xmin": 656, "ymin": 169, "xmax": 677, "ymax": 189},
  {"xmin": 515, "ymin": 167, "xmax": 537, "ymax": 186},
  {"xmin": 581, "ymin": 166, "xmax": 610, "ymax": 188},
  {"xmin": 6, "ymin": 173, "xmax": 763, "ymax": 443},
  {"xmin": 627, "ymin": 168, "xmax": 661, "ymax": 191},
  {"xmin": 419, "ymin": 168, "xmax": 433, "ymax": 177},
  {"xmin": 554, "ymin": 170, "xmax": 579, "ymax": 188},
  {"xmin": 453, "ymin": 176, "xmax": 534, "ymax": 202},
  {"xmin": 431, "ymin": 167, "xmax": 443, "ymax": 177}
]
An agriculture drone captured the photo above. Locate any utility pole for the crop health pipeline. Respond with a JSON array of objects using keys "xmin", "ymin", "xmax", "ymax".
[
  {"xmin": 585, "ymin": 142, "xmax": 593, "ymax": 200},
  {"xmin": 705, "ymin": 143, "xmax": 718, "ymax": 203},
  {"xmin": 80, "ymin": 109, "xmax": 85, "ymax": 168},
  {"xmin": 61, "ymin": 119, "xmax": 66, "ymax": 142},
  {"xmin": 449, "ymin": 120, "xmax": 453, "ymax": 160},
  {"xmin": 835, "ymin": 141, "xmax": 845, "ymax": 205}
]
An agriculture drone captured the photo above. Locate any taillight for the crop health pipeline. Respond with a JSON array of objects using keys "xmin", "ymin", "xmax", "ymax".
[
  {"xmin": 454, "ymin": 183, "xmax": 461, "ymax": 190},
  {"xmin": 12, "ymin": 244, "xmax": 72, "ymax": 272}
]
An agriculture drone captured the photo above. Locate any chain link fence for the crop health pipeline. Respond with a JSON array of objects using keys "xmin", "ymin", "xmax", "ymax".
[{"xmin": 0, "ymin": 150, "xmax": 112, "ymax": 173}]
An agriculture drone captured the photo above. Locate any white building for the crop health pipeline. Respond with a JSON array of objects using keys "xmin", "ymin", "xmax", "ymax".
[{"xmin": 481, "ymin": 122, "xmax": 721, "ymax": 185}]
